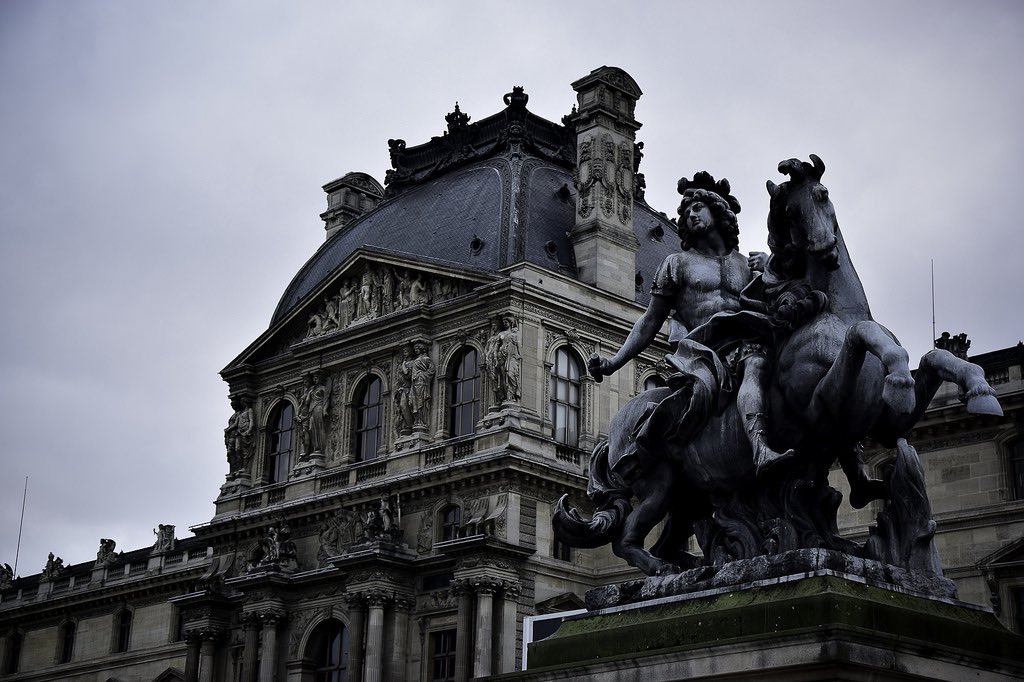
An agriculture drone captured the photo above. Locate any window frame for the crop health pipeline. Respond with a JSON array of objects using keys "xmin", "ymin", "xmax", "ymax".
[
  {"xmin": 429, "ymin": 628, "xmax": 457, "ymax": 682},
  {"xmin": 113, "ymin": 608, "xmax": 133, "ymax": 653},
  {"xmin": 439, "ymin": 505, "xmax": 462, "ymax": 543},
  {"xmin": 549, "ymin": 347, "xmax": 582, "ymax": 447},
  {"xmin": 266, "ymin": 401, "xmax": 296, "ymax": 484},
  {"xmin": 57, "ymin": 620, "xmax": 76, "ymax": 664},
  {"xmin": 308, "ymin": 619, "xmax": 349, "ymax": 682},
  {"xmin": 354, "ymin": 376, "xmax": 384, "ymax": 461},
  {"xmin": 449, "ymin": 347, "xmax": 481, "ymax": 438}
]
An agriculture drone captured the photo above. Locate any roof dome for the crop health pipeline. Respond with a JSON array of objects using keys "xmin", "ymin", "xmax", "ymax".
[{"xmin": 271, "ymin": 89, "xmax": 679, "ymax": 325}]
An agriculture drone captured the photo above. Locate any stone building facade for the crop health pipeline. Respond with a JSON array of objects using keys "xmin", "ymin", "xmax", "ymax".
[{"xmin": 1, "ymin": 67, "xmax": 1022, "ymax": 681}]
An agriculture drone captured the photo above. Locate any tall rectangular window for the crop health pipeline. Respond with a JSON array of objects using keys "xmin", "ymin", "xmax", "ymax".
[
  {"xmin": 430, "ymin": 629, "xmax": 457, "ymax": 682},
  {"xmin": 1012, "ymin": 441, "xmax": 1024, "ymax": 500}
]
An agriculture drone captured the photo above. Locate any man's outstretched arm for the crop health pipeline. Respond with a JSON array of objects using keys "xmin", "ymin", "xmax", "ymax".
[{"xmin": 589, "ymin": 295, "xmax": 674, "ymax": 382}]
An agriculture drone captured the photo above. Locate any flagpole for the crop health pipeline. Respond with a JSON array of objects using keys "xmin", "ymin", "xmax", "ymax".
[{"xmin": 14, "ymin": 476, "xmax": 27, "ymax": 577}]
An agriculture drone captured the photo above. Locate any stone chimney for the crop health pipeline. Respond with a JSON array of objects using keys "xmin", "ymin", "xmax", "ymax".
[
  {"xmin": 568, "ymin": 66, "xmax": 643, "ymax": 299},
  {"xmin": 320, "ymin": 172, "xmax": 385, "ymax": 240}
]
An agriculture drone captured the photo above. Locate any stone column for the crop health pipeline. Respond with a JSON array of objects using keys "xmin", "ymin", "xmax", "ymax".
[
  {"xmin": 453, "ymin": 581, "xmax": 473, "ymax": 682},
  {"xmin": 184, "ymin": 633, "xmax": 202, "ymax": 682},
  {"xmin": 345, "ymin": 595, "xmax": 366, "ymax": 682},
  {"xmin": 240, "ymin": 613, "xmax": 260, "ymax": 682},
  {"xmin": 363, "ymin": 592, "xmax": 388, "ymax": 682},
  {"xmin": 390, "ymin": 598, "xmax": 412, "ymax": 682},
  {"xmin": 198, "ymin": 636, "xmax": 218, "ymax": 682},
  {"xmin": 473, "ymin": 582, "xmax": 496, "ymax": 678},
  {"xmin": 257, "ymin": 610, "xmax": 285, "ymax": 682},
  {"xmin": 498, "ymin": 582, "xmax": 521, "ymax": 673}
]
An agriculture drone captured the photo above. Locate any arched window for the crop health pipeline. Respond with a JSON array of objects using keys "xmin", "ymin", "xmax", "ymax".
[
  {"xmin": 307, "ymin": 619, "xmax": 349, "ymax": 682},
  {"xmin": 439, "ymin": 505, "xmax": 461, "ymax": 542},
  {"xmin": 550, "ymin": 348, "xmax": 582, "ymax": 446},
  {"xmin": 355, "ymin": 377, "xmax": 384, "ymax": 461},
  {"xmin": 642, "ymin": 374, "xmax": 666, "ymax": 392},
  {"xmin": 266, "ymin": 402, "xmax": 295, "ymax": 484},
  {"xmin": 449, "ymin": 348, "xmax": 480, "ymax": 437},
  {"xmin": 114, "ymin": 609, "xmax": 132, "ymax": 653},
  {"xmin": 58, "ymin": 621, "xmax": 76, "ymax": 663}
]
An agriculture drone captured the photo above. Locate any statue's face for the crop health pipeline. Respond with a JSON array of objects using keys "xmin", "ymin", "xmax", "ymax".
[{"xmin": 685, "ymin": 201, "xmax": 714, "ymax": 234}]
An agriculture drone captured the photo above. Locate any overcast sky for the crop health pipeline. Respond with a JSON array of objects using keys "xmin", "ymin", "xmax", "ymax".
[{"xmin": 1, "ymin": 1, "xmax": 1021, "ymax": 575}]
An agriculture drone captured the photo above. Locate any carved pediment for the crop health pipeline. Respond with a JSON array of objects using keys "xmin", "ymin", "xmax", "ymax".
[
  {"xmin": 226, "ymin": 249, "xmax": 497, "ymax": 368},
  {"xmin": 978, "ymin": 536, "xmax": 1024, "ymax": 569}
]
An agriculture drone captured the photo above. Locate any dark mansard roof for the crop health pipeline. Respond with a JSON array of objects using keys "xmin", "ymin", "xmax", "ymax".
[{"xmin": 271, "ymin": 87, "xmax": 679, "ymax": 325}]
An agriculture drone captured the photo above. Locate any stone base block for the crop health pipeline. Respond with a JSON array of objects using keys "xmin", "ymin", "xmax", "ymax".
[{"xmin": 511, "ymin": 574, "xmax": 1024, "ymax": 681}]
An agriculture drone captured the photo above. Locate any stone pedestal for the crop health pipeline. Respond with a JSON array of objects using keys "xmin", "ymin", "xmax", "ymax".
[{"xmin": 516, "ymin": 568, "xmax": 1024, "ymax": 681}]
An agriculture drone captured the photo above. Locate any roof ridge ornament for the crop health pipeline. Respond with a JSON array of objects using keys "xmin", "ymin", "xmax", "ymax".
[
  {"xmin": 503, "ymin": 85, "xmax": 528, "ymax": 110},
  {"xmin": 445, "ymin": 102, "xmax": 470, "ymax": 133}
]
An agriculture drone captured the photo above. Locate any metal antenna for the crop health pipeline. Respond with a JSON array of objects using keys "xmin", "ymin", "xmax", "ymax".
[
  {"xmin": 931, "ymin": 259, "xmax": 937, "ymax": 347},
  {"xmin": 14, "ymin": 476, "xmax": 28, "ymax": 577}
]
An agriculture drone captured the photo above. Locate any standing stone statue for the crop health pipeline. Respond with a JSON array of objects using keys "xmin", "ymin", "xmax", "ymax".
[
  {"xmin": 411, "ymin": 341, "xmax": 436, "ymax": 428},
  {"xmin": 297, "ymin": 371, "xmax": 330, "ymax": 458},
  {"xmin": 152, "ymin": 524, "xmax": 176, "ymax": 552},
  {"xmin": 0, "ymin": 563, "xmax": 14, "ymax": 590},
  {"xmin": 394, "ymin": 345, "xmax": 415, "ymax": 436},
  {"xmin": 225, "ymin": 396, "xmax": 255, "ymax": 475},
  {"xmin": 494, "ymin": 314, "xmax": 522, "ymax": 403},
  {"xmin": 95, "ymin": 538, "xmax": 119, "ymax": 567},
  {"xmin": 42, "ymin": 552, "xmax": 64, "ymax": 580}
]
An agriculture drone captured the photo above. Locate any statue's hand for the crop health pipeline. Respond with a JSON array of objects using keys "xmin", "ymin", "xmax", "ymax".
[
  {"xmin": 588, "ymin": 353, "xmax": 611, "ymax": 383},
  {"xmin": 748, "ymin": 251, "xmax": 769, "ymax": 273}
]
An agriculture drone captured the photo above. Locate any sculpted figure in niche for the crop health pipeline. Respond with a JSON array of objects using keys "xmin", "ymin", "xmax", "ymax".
[
  {"xmin": 589, "ymin": 176, "xmax": 794, "ymax": 474},
  {"xmin": 225, "ymin": 396, "xmax": 255, "ymax": 475},
  {"xmin": 494, "ymin": 314, "xmax": 522, "ymax": 403},
  {"xmin": 394, "ymin": 345, "xmax": 415, "ymax": 436},
  {"xmin": 297, "ymin": 371, "xmax": 330, "ymax": 457},
  {"xmin": 411, "ymin": 341, "xmax": 436, "ymax": 427}
]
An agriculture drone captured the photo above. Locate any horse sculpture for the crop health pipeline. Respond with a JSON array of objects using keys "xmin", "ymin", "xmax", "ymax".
[{"xmin": 553, "ymin": 155, "xmax": 1003, "ymax": 577}]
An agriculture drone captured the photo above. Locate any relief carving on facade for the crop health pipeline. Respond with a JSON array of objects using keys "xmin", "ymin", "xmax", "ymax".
[
  {"xmin": 362, "ymin": 493, "xmax": 403, "ymax": 544},
  {"xmin": 304, "ymin": 264, "xmax": 471, "ymax": 342},
  {"xmin": 317, "ymin": 508, "xmax": 361, "ymax": 566},
  {"xmin": 415, "ymin": 512, "xmax": 433, "ymax": 554},
  {"xmin": 252, "ymin": 520, "xmax": 299, "ymax": 573}
]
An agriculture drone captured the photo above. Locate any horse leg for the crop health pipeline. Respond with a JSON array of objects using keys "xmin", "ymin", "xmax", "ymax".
[
  {"xmin": 809, "ymin": 320, "xmax": 915, "ymax": 425},
  {"xmin": 878, "ymin": 349, "xmax": 1003, "ymax": 439},
  {"xmin": 611, "ymin": 460, "xmax": 680, "ymax": 576},
  {"xmin": 839, "ymin": 444, "xmax": 888, "ymax": 509}
]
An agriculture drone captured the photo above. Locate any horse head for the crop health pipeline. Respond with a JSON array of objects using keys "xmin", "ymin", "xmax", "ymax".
[{"xmin": 766, "ymin": 154, "xmax": 840, "ymax": 273}]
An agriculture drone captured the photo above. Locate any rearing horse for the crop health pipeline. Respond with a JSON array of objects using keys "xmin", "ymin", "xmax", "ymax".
[{"xmin": 765, "ymin": 155, "xmax": 1002, "ymax": 468}]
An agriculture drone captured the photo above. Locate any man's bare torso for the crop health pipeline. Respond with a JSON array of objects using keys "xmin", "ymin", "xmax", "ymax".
[{"xmin": 654, "ymin": 250, "xmax": 752, "ymax": 332}]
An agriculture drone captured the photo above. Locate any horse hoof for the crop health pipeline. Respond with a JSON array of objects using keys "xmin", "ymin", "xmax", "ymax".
[{"xmin": 966, "ymin": 392, "xmax": 1003, "ymax": 417}]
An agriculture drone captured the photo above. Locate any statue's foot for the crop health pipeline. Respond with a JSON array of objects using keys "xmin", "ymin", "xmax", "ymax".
[
  {"xmin": 965, "ymin": 386, "xmax": 1003, "ymax": 416},
  {"xmin": 849, "ymin": 477, "xmax": 889, "ymax": 509},
  {"xmin": 752, "ymin": 431, "xmax": 797, "ymax": 476},
  {"xmin": 882, "ymin": 372, "xmax": 915, "ymax": 417}
]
